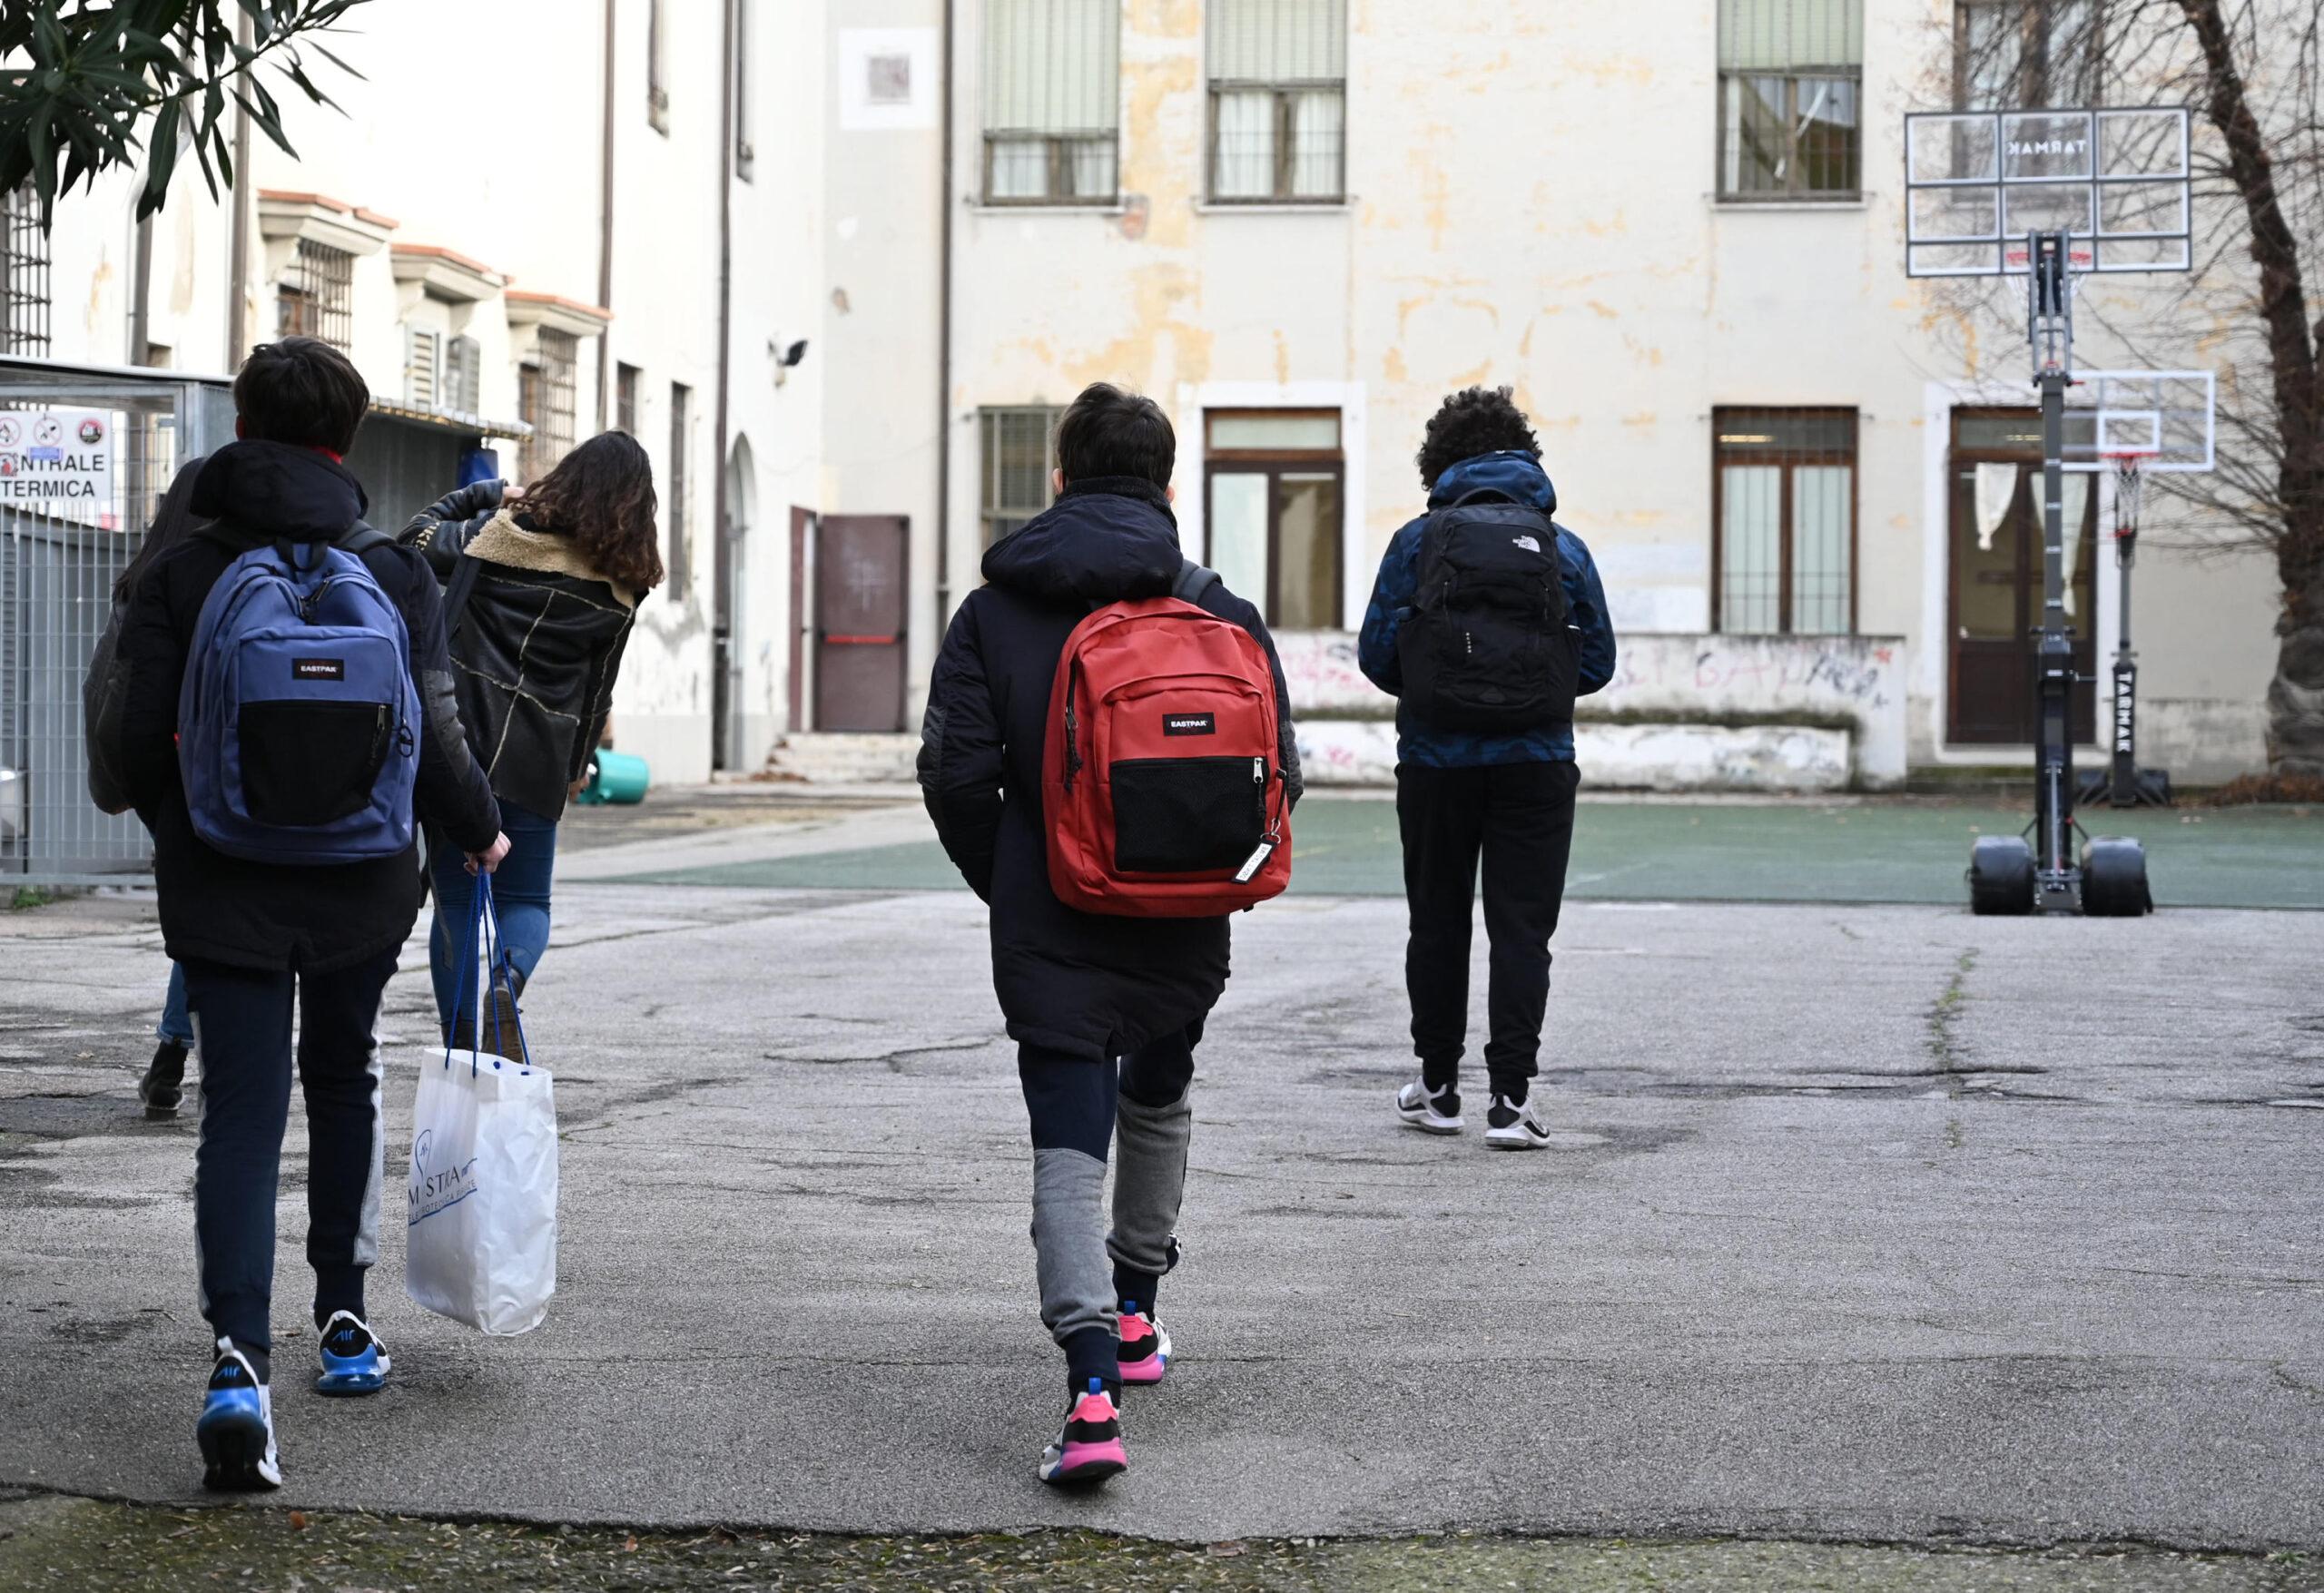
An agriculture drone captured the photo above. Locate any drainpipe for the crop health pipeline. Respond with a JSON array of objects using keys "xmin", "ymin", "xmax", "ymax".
[
  {"xmin": 596, "ymin": 0, "xmax": 616, "ymax": 431},
  {"xmin": 223, "ymin": 10, "xmax": 252, "ymax": 366},
  {"xmin": 129, "ymin": 213, "xmax": 153, "ymax": 366},
  {"xmin": 932, "ymin": 0, "xmax": 956, "ymax": 641},
  {"xmin": 712, "ymin": 0, "xmax": 736, "ymax": 760}
]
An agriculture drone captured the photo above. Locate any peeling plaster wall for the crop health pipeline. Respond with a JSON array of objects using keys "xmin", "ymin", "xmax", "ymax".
[{"xmin": 938, "ymin": 0, "xmax": 2280, "ymax": 783}]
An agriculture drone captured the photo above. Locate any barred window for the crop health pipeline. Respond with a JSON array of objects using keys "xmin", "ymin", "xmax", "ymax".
[
  {"xmin": 1955, "ymin": 0, "xmax": 2097, "ymax": 110},
  {"xmin": 979, "ymin": 407, "xmax": 1063, "ymax": 546},
  {"xmin": 1207, "ymin": 0, "xmax": 1347, "ymax": 203},
  {"xmin": 616, "ymin": 362, "xmax": 641, "ymax": 435},
  {"xmin": 443, "ymin": 334, "xmax": 481, "ymax": 414},
  {"xmin": 519, "ymin": 329, "xmax": 579, "ymax": 483},
  {"xmin": 1714, "ymin": 408, "xmax": 1856, "ymax": 634},
  {"xmin": 1718, "ymin": 0, "xmax": 1863, "ymax": 201},
  {"xmin": 2, "ymin": 182, "xmax": 51, "ymax": 355},
  {"xmin": 981, "ymin": 0, "xmax": 1119, "ymax": 205},
  {"xmin": 277, "ymin": 239, "xmax": 354, "ymax": 349}
]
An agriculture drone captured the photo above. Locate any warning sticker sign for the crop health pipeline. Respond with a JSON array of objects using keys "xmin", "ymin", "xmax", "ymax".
[{"xmin": 0, "ymin": 410, "xmax": 114, "ymax": 521}]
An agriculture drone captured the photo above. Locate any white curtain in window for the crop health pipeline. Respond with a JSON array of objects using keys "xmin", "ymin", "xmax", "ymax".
[
  {"xmin": 1719, "ymin": 465, "xmax": 1784, "ymax": 632},
  {"xmin": 1718, "ymin": 0, "xmax": 1863, "ymax": 69},
  {"xmin": 1289, "ymin": 89, "xmax": 1344, "ymax": 196},
  {"xmin": 988, "ymin": 136, "xmax": 1049, "ymax": 198},
  {"xmin": 1791, "ymin": 464, "xmax": 1852, "ymax": 634},
  {"xmin": 1213, "ymin": 90, "xmax": 1276, "ymax": 199},
  {"xmin": 1209, "ymin": 0, "xmax": 1346, "ymax": 81},
  {"xmin": 984, "ymin": 0, "xmax": 1119, "ymax": 132},
  {"xmin": 2059, "ymin": 473, "xmax": 2088, "ymax": 616},
  {"xmin": 1209, "ymin": 473, "xmax": 1272, "ymax": 605},
  {"xmin": 1974, "ymin": 463, "xmax": 2021, "ymax": 551}
]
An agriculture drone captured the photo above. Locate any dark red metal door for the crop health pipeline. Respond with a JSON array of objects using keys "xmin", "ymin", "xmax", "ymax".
[{"xmin": 814, "ymin": 515, "xmax": 909, "ymax": 732}]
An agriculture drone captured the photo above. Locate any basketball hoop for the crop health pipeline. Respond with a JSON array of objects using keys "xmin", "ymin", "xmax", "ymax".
[{"xmin": 2105, "ymin": 448, "xmax": 2154, "ymax": 542}]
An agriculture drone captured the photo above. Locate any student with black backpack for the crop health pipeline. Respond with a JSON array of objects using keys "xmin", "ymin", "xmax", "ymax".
[
  {"xmin": 1358, "ymin": 387, "xmax": 1617, "ymax": 1149},
  {"xmin": 113, "ymin": 338, "xmax": 507, "ymax": 1490},
  {"xmin": 919, "ymin": 383, "xmax": 1299, "ymax": 1486}
]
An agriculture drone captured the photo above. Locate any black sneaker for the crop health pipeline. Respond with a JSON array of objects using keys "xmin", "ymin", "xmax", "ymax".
[
  {"xmin": 1485, "ymin": 1094, "xmax": 1553, "ymax": 1151},
  {"xmin": 196, "ymin": 1338, "xmax": 281, "ymax": 1491},
  {"xmin": 139, "ymin": 1041, "xmax": 188, "ymax": 1117}
]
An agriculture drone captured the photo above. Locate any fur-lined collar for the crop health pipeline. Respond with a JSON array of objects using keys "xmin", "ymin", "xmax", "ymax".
[{"xmin": 465, "ymin": 510, "xmax": 635, "ymax": 608}]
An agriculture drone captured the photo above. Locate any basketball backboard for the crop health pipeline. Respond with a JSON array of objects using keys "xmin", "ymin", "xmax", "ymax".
[
  {"xmin": 2058, "ymin": 369, "xmax": 2214, "ymax": 473},
  {"xmin": 1905, "ymin": 107, "xmax": 2191, "ymax": 277}
]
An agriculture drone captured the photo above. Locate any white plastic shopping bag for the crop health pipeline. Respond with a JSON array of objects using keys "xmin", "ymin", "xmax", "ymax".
[{"xmin": 405, "ymin": 874, "xmax": 558, "ymax": 1334}]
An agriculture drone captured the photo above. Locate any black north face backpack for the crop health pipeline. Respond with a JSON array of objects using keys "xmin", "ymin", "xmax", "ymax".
[{"xmin": 1396, "ymin": 488, "xmax": 1580, "ymax": 732}]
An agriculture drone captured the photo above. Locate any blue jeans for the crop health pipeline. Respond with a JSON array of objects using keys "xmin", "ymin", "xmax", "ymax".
[
  {"xmin": 158, "ymin": 962, "xmax": 193, "ymax": 1047},
  {"xmin": 428, "ymin": 800, "xmax": 557, "ymax": 1037}
]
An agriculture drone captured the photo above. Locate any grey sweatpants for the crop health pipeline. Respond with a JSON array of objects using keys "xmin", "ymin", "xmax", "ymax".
[{"xmin": 1019, "ymin": 1021, "xmax": 1200, "ymax": 1383}]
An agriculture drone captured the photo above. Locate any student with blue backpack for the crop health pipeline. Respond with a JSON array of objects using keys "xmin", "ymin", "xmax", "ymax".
[
  {"xmin": 113, "ymin": 337, "xmax": 507, "ymax": 1491},
  {"xmin": 1359, "ymin": 387, "xmax": 1618, "ymax": 1149}
]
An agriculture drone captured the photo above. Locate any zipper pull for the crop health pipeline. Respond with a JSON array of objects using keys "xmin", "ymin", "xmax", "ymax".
[{"xmin": 1252, "ymin": 756, "xmax": 1265, "ymax": 785}]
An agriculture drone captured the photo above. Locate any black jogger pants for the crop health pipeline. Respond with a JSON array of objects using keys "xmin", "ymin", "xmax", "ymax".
[{"xmin": 1396, "ymin": 759, "xmax": 1581, "ymax": 1099}]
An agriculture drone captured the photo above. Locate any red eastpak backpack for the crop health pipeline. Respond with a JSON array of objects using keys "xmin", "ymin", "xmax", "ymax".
[{"xmin": 1043, "ymin": 562, "xmax": 1293, "ymax": 917}]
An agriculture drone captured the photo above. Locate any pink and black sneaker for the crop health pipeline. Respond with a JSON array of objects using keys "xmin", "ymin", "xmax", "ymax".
[
  {"xmin": 1117, "ymin": 1302, "xmax": 1172, "ymax": 1386},
  {"xmin": 1038, "ymin": 1378, "xmax": 1128, "ymax": 1486}
]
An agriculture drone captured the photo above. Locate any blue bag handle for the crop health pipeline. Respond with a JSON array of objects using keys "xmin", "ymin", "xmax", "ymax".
[{"xmin": 439, "ymin": 871, "xmax": 533, "ymax": 1078}]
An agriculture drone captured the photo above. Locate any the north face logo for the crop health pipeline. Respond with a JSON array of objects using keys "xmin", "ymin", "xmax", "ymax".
[{"xmin": 1512, "ymin": 535, "xmax": 1541, "ymax": 554}]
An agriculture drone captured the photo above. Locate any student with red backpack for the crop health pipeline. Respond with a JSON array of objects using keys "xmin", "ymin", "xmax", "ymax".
[
  {"xmin": 113, "ymin": 339, "xmax": 507, "ymax": 1490},
  {"xmin": 1359, "ymin": 388, "xmax": 1617, "ymax": 1149},
  {"xmin": 919, "ymin": 382, "xmax": 1299, "ymax": 1485}
]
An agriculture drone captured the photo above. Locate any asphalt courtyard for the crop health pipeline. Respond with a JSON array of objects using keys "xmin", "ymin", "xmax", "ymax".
[{"xmin": 2, "ymin": 792, "xmax": 2319, "ymax": 1582}]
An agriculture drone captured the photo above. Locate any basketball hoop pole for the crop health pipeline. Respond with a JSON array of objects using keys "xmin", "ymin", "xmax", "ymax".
[{"xmin": 2028, "ymin": 231, "xmax": 2083, "ymax": 906}]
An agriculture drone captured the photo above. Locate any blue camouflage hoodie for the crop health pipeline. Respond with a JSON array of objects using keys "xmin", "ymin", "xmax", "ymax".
[{"xmin": 1356, "ymin": 451, "xmax": 1617, "ymax": 766}]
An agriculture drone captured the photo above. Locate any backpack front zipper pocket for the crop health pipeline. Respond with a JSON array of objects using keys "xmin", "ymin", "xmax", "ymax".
[
  {"xmin": 1108, "ymin": 755, "xmax": 1268, "ymax": 874},
  {"xmin": 238, "ymin": 700, "xmax": 392, "ymax": 827}
]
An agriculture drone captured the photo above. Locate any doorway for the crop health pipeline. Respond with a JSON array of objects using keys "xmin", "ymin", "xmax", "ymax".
[
  {"xmin": 1947, "ymin": 409, "xmax": 2097, "ymax": 745},
  {"xmin": 812, "ymin": 515, "xmax": 910, "ymax": 732},
  {"xmin": 714, "ymin": 438, "xmax": 756, "ymax": 772}
]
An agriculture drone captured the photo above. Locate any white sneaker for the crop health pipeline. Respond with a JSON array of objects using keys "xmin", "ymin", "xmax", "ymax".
[
  {"xmin": 1395, "ymin": 1078, "xmax": 1463, "ymax": 1135},
  {"xmin": 1484, "ymin": 1093, "xmax": 1552, "ymax": 1150}
]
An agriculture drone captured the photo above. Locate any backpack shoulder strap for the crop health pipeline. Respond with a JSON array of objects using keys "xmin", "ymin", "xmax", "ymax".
[
  {"xmin": 443, "ymin": 549, "xmax": 485, "ymax": 634},
  {"xmin": 1173, "ymin": 558, "xmax": 1221, "ymax": 604},
  {"xmin": 337, "ymin": 522, "xmax": 392, "ymax": 556}
]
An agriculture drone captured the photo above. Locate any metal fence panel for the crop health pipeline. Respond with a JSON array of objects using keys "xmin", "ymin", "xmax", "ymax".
[{"xmin": 0, "ymin": 362, "xmax": 232, "ymax": 886}]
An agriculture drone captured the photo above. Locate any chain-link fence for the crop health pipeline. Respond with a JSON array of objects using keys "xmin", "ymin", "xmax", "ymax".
[{"xmin": 0, "ymin": 359, "xmax": 234, "ymax": 886}]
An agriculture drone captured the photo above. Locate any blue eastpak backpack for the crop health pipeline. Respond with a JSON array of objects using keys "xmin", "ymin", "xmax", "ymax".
[{"xmin": 177, "ymin": 528, "xmax": 421, "ymax": 863}]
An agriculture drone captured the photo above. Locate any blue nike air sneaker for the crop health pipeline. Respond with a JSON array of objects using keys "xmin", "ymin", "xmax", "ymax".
[
  {"xmin": 314, "ymin": 1310, "xmax": 392, "ymax": 1396},
  {"xmin": 197, "ymin": 1338, "xmax": 281, "ymax": 1491}
]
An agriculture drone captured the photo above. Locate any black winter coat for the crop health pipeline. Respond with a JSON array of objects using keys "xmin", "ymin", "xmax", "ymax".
[
  {"xmin": 400, "ymin": 482, "xmax": 637, "ymax": 822},
  {"xmin": 116, "ymin": 441, "xmax": 502, "ymax": 973},
  {"xmin": 917, "ymin": 477, "xmax": 1301, "ymax": 1061}
]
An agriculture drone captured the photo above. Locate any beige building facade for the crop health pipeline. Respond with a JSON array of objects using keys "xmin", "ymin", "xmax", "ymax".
[{"xmin": 15, "ymin": 0, "xmax": 2280, "ymax": 788}]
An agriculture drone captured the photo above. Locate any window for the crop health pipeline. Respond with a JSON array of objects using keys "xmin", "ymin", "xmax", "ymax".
[
  {"xmin": 403, "ymin": 326, "xmax": 441, "ymax": 408},
  {"xmin": 1718, "ymin": 0, "xmax": 1862, "ymax": 200},
  {"xmin": 981, "ymin": 0, "xmax": 1119, "ymax": 204},
  {"xmin": 2, "ymin": 182, "xmax": 51, "ymax": 355},
  {"xmin": 444, "ymin": 334, "xmax": 481, "ymax": 414},
  {"xmin": 519, "ymin": 329, "xmax": 579, "ymax": 483},
  {"xmin": 1207, "ymin": 0, "xmax": 1347, "ymax": 203},
  {"xmin": 647, "ymin": 0, "xmax": 670, "ymax": 133},
  {"xmin": 1955, "ymin": 0, "xmax": 2097, "ymax": 110},
  {"xmin": 276, "ymin": 239, "xmax": 353, "ymax": 349},
  {"xmin": 1713, "ymin": 408, "xmax": 1856, "ymax": 634},
  {"xmin": 668, "ymin": 381, "xmax": 693, "ymax": 601},
  {"xmin": 616, "ymin": 362, "xmax": 641, "ymax": 435},
  {"xmin": 979, "ymin": 407, "xmax": 1064, "ymax": 546},
  {"xmin": 1205, "ymin": 409, "xmax": 1343, "ymax": 630},
  {"xmin": 734, "ymin": 0, "xmax": 755, "ymax": 180}
]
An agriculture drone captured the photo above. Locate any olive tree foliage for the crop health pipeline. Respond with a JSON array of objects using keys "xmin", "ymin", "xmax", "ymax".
[
  {"xmin": 1928, "ymin": 0, "xmax": 2324, "ymax": 777},
  {"xmin": 0, "ymin": 1, "xmax": 372, "ymax": 229}
]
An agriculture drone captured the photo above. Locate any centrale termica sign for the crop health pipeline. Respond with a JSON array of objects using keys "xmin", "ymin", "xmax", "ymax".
[{"xmin": 0, "ymin": 410, "xmax": 114, "ymax": 520}]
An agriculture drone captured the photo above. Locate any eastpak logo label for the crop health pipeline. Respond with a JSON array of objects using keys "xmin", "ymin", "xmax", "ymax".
[
  {"xmin": 294, "ymin": 658, "xmax": 346, "ymax": 681},
  {"xmin": 1163, "ymin": 713, "xmax": 1216, "ymax": 736}
]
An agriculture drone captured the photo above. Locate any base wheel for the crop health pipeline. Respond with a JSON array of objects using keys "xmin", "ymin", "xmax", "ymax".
[
  {"xmin": 2080, "ymin": 837, "xmax": 2153, "ymax": 917},
  {"xmin": 1968, "ymin": 836, "xmax": 2035, "ymax": 916}
]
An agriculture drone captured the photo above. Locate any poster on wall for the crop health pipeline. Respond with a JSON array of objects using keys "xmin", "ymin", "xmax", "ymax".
[{"xmin": 0, "ymin": 410, "xmax": 115, "ymax": 524}]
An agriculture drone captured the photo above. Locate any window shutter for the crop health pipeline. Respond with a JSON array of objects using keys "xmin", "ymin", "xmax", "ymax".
[
  {"xmin": 1718, "ymin": 0, "xmax": 1862, "ymax": 70},
  {"xmin": 404, "ymin": 325, "xmax": 438, "ymax": 408},
  {"xmin": 445, "ymin": 335, "xmax": 481, "ymax": 414},
  {"xmin": 1209, "ymin": 0, "xmax": 1347, "ymax": 83},
  {"xmin": 983, "ymin": 0, "xmax": 1120, "ymax": 133}
]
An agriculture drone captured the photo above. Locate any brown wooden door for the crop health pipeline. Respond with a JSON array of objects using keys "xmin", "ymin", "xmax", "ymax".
[
  {"xmin": 813, "ymin": 515, "xmax": 909, "ymax": 732},
  {"xmin": 1948, "ymin": 410, "xmax": 2097, "ymax": 745}
]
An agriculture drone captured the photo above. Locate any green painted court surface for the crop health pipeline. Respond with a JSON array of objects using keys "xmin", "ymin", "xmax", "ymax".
[{"xmin": 612, "ymin": 799, "xmax": 2324, "ymax": 910}]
